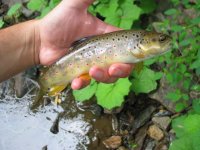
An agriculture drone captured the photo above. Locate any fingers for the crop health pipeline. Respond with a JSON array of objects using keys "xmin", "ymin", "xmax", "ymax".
[
  {"xmin": 71, "ymin": 63, "xmax": 134, "ymax": 90},
  {"xmin": 109, "ymin": 63, "xmax": 134, "ymax": 78},
  {"xmin": 71, "ymin": 75, "xmax": 91, "ymax": 90},
  {"xmin": 89, "ymin": 66, "xmax": 118, "ymax": 83}
]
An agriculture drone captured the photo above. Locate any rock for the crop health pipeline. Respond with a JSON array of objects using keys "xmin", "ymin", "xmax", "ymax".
[
  {"xmin": 145, "ymin": 140, "xmax": 156, "ymax": 150},
  {"xmin": 117, "ymin": 146, "xmax": 127, "ymax": 150},
  {"xmin": 149, "ymin": 77, "xmax": 177, "ymax": 113},
  {"xmin": 103, "ymin": 136, "xmax": 122, "ymax": 149},
  {"xmin": 152, "ymin": 116, "xmax": 171, "ymax": 130},
  {"xmin": 134, "ymin": 124, "xmax": 148, "ymax": 150},
  {"xmin": 155, "ymin": 144, "xmax": 168, "ymax": 150},
  {"xmin": 130, "ymin": 105, "xmax": 156, "ymax": 134},
  {"xmin": 147, "ymin": 125, "xmax": 164, "ymax": 141}
]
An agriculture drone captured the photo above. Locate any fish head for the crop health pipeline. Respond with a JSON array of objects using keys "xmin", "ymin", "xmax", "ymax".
[{"xmin": 138, "ymin": 32, "xmax": 172, "ymax": 56}]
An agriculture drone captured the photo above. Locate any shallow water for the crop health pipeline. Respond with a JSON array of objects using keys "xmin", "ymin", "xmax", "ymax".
[{"xmin": 0, "ymin": 77, "xmax": 113, "ymax": 150}]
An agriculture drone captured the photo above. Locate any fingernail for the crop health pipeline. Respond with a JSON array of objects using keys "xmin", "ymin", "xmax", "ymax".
[{"xmin": 93, "ymin": 70, "xmax": 104, "ymax": 80}]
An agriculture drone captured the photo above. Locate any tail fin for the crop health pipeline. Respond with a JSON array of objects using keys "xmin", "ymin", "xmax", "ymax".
[{"xmin": 30, "ymin": 88, "xmax": 46, "ymax": 110}]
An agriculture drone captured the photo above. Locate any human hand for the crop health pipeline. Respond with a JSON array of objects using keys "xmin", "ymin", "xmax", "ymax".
[{"xmin": 37, "ymin": 0, "xmax": 133, "ymax": 90}]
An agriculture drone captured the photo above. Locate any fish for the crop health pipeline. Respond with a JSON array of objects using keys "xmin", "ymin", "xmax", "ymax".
[{"xmin": 31, "ymin": 30, "xmax": 172, "ymax": 109}]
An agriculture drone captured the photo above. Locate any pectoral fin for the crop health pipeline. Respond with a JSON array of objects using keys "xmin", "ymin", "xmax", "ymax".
[
  {"xmin": 79, "ymin": 73, "xmax": 91, "ymax": 81},
  {"xmin": 48, "ymin": 85, "xmax": 66, "ymax": 96}
]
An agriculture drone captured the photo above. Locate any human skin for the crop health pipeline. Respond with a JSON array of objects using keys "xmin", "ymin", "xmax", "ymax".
[{"xmin": 0, "ymin": 0, "xmax": 133, "ymax": 89}]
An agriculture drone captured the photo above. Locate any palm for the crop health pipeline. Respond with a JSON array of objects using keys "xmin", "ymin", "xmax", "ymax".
[{"xmin": 38, "ymin": 0, "xmax": 119, "ymax": 65}]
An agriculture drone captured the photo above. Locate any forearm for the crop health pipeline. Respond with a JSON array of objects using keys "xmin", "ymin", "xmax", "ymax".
[{"xmin": 0, "ymin": 20, "xmax": 40, "ymax": 82}]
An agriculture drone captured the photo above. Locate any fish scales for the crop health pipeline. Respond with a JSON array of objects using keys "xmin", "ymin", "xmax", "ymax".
[{"xmin": 38, "ymin": 30, "xmax": 172, "ymax": 95}]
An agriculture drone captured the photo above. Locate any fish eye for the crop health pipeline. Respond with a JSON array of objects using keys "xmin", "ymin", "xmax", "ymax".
[{"xmin": 159, "ymin": 35, "xmax": 166, "ymax": 42}]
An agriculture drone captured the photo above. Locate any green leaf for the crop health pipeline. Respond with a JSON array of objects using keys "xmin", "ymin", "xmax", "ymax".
[
  {"xmin": 192, "ymin": 99, "xmax": 200, "ymax": 114},
  {"xmin": 171, "ymin": 25, "xmax": 183, "ymax": 32},
  {"xmin": 73, "ymin": 80, "xmax": 97, "ymax": 102},
  {"xmin": 190, "ymin": 59, "xmax": 200, "ymax": 69},
  {"xmin": 27, "ymin": 0, "xmax": 47, "ymax": 11},
  {"xmin": 49, "ymin": 0, "xmax": 60, "ymax": 8},
  {"xmin": 0, "ymin": 19, "xmax": 4, "ymax": 28},
  {"xmin": 191, "ymin": 84, "xmax": 200, "ymax": 91},
  {"xmin": 7, "ymin": 3, "xmax": 22, "ymax": 17},
  {"xmin": 164, "ymin": 8, "xmax": 177, "ymax": 15},
  {"xmin": 169, "ymin": 132, "xmax": 200, "ymax": 150},
  {"xmin": 191, "ymin": 17, "xmax": 200, "ymax": 25},
  {"xmin": 119, "ymin": 0, "xmax": 142, "ymax": 23},
  {"xmin": 40, "ymin": 6, "xmax": 52, "ymax": 18},
  {"xmin": 139, "ymin": 0, "xmax": 157, "ymax": 14},
  {"xmin": 175, "ymin": 102, "xmax": 186, "ymax": 112},
  {"xmin": 144, "ymin": 57, "xmax": 158, "ymax": 65},
  {"xmin": 95, "ymin": 0, "xmax": 119, "ymax": 18},
  {"xmin": 95, "ymin": 78, "xmax": 131, "ymax": 109},
  {"xmin": 131, "ymin": 67, "xmax": 162, "ymax": 94},
  {"xmin": 172, "ymin": 114, "xmax": 200, "ymax": 138},
  {"xmin": 165, "ymin": 91, "xmax": 181, "ymax": 102}
]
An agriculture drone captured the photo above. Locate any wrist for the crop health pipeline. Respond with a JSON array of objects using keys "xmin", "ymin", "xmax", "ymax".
[{"xmin": 29, "ymin": 20, "xmax": 41, "ymax": 65}]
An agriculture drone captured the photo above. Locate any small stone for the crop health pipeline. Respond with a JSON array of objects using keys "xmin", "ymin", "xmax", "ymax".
[
  {"xmin": 152, "ymin": 116, "xmax": 171, "ymax": 130},
  {"xmin": 117, "ymin": 146, "xmax": 127, "ymax": 150},
  {"xmin": 147, "ymin": 125, "xmax": 164, "ymax": 141},
  {"xmin": 103, "ymin": 136, "xmax": 122, "ymax": 149},
  {"xmin": 145, "ymin": 141, "xmax": 156, "ymax": 150}
]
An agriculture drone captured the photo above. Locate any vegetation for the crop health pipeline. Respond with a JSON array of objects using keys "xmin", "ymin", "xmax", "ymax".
[{"xmin": 0, "ymin": 0, "xmax": 200, "ymax": 149}]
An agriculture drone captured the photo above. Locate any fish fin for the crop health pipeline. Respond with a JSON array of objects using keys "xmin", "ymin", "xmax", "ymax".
[
  {"xmin": 132, "ymin": 53, "xmax": 145, "ymax": 58},
  {"xmin": 69, "ymin": 36, "xmax": 93, "ymax": 51},
  {"xmin": 134, "ymin": 62, "xmax": 144, "ymax": 73},
  {"xmin": 48, "ymin": 85, "xmax": 66, "ymax": 96},
  {"xmin": 30, "ymin": 89, "xmax": 46, "ymax": 111},
  {"xmin": 79, "ymin": 73, "xmax": 91, "ymax": 81}
]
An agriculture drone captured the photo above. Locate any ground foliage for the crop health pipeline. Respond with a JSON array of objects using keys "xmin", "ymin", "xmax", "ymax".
[{"xmin": 0, "ymin": 0, "xmax": 200, "ymax": 149}]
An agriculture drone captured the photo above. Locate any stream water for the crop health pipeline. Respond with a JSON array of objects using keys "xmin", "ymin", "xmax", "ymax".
[{"xmin": 0, "ymin": 76, "xmax": 113, "ymax": 150}]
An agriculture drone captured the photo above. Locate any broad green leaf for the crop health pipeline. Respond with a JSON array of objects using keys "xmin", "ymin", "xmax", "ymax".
[
  {"xmin": 172, "ymin": 114, "xmax": 200, "ymax": 138},
  {"xmin": 73, "ymin": 80, "xmax": 97, "ymax": 102},
  {"xmin": 192, "ymin": 99, "xmax": 200, "ymax": 114},
  {"xmin": 175, "ymin": 102, "xmax": 186, "ymax": 112},
  {"xmin": 0, "ymin": 19, "xmax": 4, "ymax": 28},
  {"xmin": 144, "ymin": 57, "xmax": 158, "ymax": 65},
  {"xmin": 120, "ymin": 1, "xmax": 141, "ymax": 20},
  {"xmin": 88, "ymin": 5, "xmax": 96, "ymax": 16},
  {"xmin": 27, "ymin": 0, "xmax": 47, "ymax": 11},
  {"xmin": 40, "ymin": 7, "xmax": 52, "ymax": 18},
  {"xmin": 105, "ymin": 14, "xmax": 121, "ymax": 27},
  {"xmin": 96, "ymin": 78, "xmax": 131, "ymax": 109},
  {"xmin": 49, "ymin": 0, "xmax": 60, "ymax": 8},
  {"xmin": 171, "ymin": 25, "xmax": 183, "ymax": 32},
  {"xmin": 7, "ymin": 3, "xmax": 22, "ymax": 16},
  {"xmin": 191, "ymin": 84, "xmax": 200, "ymax": 91},
  {"xmin": 139, "ymin": 0, "xmax": 157, "ymax": 14},
  {"xmin": 190, "ymin": 59, "xmax": 200, "ymax": 69},
  {"xmin": 164, "ymin": 8, "xmax": 177, "ymax": 15},
  {"xmin": 95, "ymin": 0, "xmax": 118, "ymax": 18},
  {"xmin": 119, "ymin": 18, "xmax": 134, "ymax": 29},
  {"xmin": 165, "ymin": 91, "xmax": 181, "ymax": 102},
  {"xmin": 169, "ymin": 132, "xmax": 200, "ymax": 150},
  {"xmin": 131, "ymin": 67, "xmax": 162, "ymax": 94},
  {"xmin": 191, "ymin": 17, "xmax": 200, "ymax": 25}
]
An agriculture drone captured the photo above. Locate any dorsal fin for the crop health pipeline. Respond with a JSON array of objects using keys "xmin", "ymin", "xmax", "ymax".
[{"xmin": 69, "ymin": 36, "xmax": 93, "ymax": 51}]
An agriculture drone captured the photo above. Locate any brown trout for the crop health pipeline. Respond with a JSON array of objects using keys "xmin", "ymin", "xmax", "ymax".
[{"xmin": 33, "ymin": 30, "xmax": 172, "ymax": 108}]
